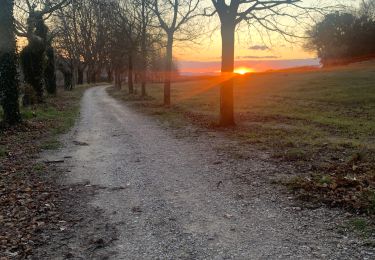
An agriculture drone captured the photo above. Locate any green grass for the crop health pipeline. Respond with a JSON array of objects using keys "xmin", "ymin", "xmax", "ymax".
[
  {"xmin": 1, "ymin": 84, "xmax": 94, "ymax": 126},
  {"xmin": 318, "ymin": 175, "xmax": 333, "ymax": 185},
  {"xmin": 1, "ymin": 84, "xmax": 90, "ymax": 155},
  {"xmin": 346, "ymin": 218, "xmax": 374, "ymax": 238},
  {"xmin": 41, "ymin": 138, "xmax": 62, "ymax": 150},
  {"xmin": 32, "ymin": 162, "xmax": 45, "ymax": 173},
  {"xmin": 111, "ymin": 62, "xmax": 375, "ymax": 162},
  {"xmin": 0, "ymin": 145, "xmax": 7, "ymax": 158},
  {"xmin": 109, "ymin": 61, "xmax": 375, "ymax": 215}
]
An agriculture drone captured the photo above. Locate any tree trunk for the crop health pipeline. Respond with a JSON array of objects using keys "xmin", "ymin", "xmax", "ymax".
[
  {"xmin": 128, "ymin": 53, "xmax": 134, "ymax": 94},
  {"xmin": 72, "ymin": 61, "xmax": 78, "ymax": 89},
  {"xmin": 140, "ymin": 1, "xmax": 147, "ymax": 97},
  {"xmin": 86, "ymin": 66, "xmax": 91, "ymax": 84},
  {"xmin": 91, "ymin": 70, "xmax": 97, "ymax": 84},
  {"xmin": 114, "ymin": 68, "xmax": 121, "ymax": 89},
  {"xmin": 220, "ymin": 21, "xmax": 235, "ymax": 126},
  {"xmin": 164, "ymin": 34, "xmax": 173, "ymax": 106},
  {"xmin": 45, "ymin": 45, "xmax": 57, "ymax": 95},
  {"xmin": 107, "ymin": 67, "xmax": 113, "ymax": 83},
  {"xmin": 141, "ymin": 63, "xmax": 147, "ymax": 97},
  {"xmin": 77, "ymin": 65, "xmax": 84, "ymax": 85},
  {"xmin": 0, "ymin": 0, "xmax": 21, "ymax": 124},
  {"xmin": 63, "ymin": 70, "xmax": 72, "ymax": 91}
]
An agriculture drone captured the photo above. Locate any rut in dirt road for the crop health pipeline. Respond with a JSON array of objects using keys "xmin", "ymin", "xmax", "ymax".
[{"xmin": 46, "ymin": 86, "xmax": 373, "ymax": 259}]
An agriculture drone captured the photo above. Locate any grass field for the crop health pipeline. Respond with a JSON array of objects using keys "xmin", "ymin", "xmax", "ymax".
[
  {"xmin": 0, "ymin": 84, "xmax": 89, "ymax": 165},
  {"xmin": 110, "ymin": 61, "xmax": 375, "ymax": 216}
]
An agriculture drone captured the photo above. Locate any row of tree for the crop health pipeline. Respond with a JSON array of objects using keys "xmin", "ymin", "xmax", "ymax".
[
  {"xmin": 306, "ymin": 0, "xmax": 375, "ymax": 67},
  {"xmin": 1, "ymin": 0, "xmax": 333, "ymax": 126},
  {"xmin": 53, "ymin": 0, "xmax": 178, "ymax": 94},
  {"xmin": 51, "ymin": 0, "xmax": 332, "ymax": 125},
  {"xmin": 0, "ymin": 0, "xmax": 71, "ymax": 124},
  {"xmin": 1, "ymin": 0, "xmax": 172, "ymax": 125}
]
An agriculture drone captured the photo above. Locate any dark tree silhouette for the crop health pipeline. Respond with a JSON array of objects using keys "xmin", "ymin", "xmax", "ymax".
[
  {"xmin": 20, "ymin": 17, "xmax": 48, "ymax": 103},
  {"xmin": 0, "ymin": 0, "xmax": 21, "ymax": 125},
  {"xmin": 208, "ymin": 0, "xmax": 325, "ymax": 126},
  {"xmin": 305, "ymin": 12, "xmax": 375, "ymax": 66},
  {"xmin": 16, "ymin": 0, "xmax": 69, "ymax": 101}
]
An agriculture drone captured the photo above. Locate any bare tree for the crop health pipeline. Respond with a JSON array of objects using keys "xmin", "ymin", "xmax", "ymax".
[
  {"xmin": 54, "ymin": 1, "xmax": 81, "ymax": 88},
  {"xmin": 360, "ymin": 0, "xmax": 375, "ymax": 18},
  {"xmin": 15, "ymin": 0, "xmax": 69, "ymax": 40},
  {"xmin": 150, "ymin": 0, "xmax": 201, "ymax": 106},
  {"xmin": 13, "ymin": 0, "xmax": 69, "ymax": 100},
  {"xmin": 52, "ymin": 0, "xmax": 177, "ymax": 93},
  {"xmin": 134, "ymin": 0, "xmax": 154, "ymax": 96},
  {"xmin": 116, "ymin": 0, "xmax": 141, "ymax": 94},
  {"xmin": 108, "ymin": 2, "xmax": 132, "ymax": 89},
  {"xmin": 54, "ymin": 0, "xmax": 114, "ymax": 86},
  {"xmin": 207, "ymin": 0, "xmax": 330, "ymax": 126}
]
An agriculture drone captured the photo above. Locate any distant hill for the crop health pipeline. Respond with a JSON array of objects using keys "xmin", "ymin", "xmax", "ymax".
[{"xmin": 178, "ymin": 58, "xmax": 320, "ymax": 76}]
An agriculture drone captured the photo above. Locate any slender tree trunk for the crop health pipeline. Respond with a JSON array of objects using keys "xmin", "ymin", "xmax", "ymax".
[
  {"xmin": 140, "ymin": 0, "xmax": 147, "ymax": 97},
  {"xmin": 107, "ymin": 67, "xmax": 113, "ymax": 83},
  {"xmin": 141, "ymin": 59, "xmax": 147, "ymax": 96},
  {"xmin": 77, "ymin": 65, "xmax": 84, "ymax": 85},
  {"xmin": 45, "ymin": 45, "xmax": 57, "ymax": 95},
  {"xmin": 118, "ymin": 69, "xmax": 122, "ymax": 89},
  {"xmin": 86, "ymin": 66, "xmax": 91, "ymax": 84},
  {"xmin": 164, "ymin": 34, "xmax": 173, "ymax": 106},
  {"xmin": 114, "ymin": 68, "xmax": 121, "ymax": 89},
  {"xmin": 72, "ymin": 61, "xmax": 78, "ymax": 89},
  {"xmin": 63, "ymin": 69, "xmax": 72, "ymax": 91},
  {"xmin": 0, "ymin": 0, "xmax": 21, "ymax": 124},
  {"xmin": 128, "ymin": 53, "xmax": 134, "ymax": 94},
  {"xmin": 220, "ymin": 21, "xmax": 235, "ymax": 126},
  {"xmin": 91, "ymin": 69, "xmax": 97, "ymax": 84}
]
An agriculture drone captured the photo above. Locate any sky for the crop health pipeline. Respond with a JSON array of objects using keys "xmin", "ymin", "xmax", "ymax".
[
  {"xmin": 14, "ymin": 0, "xmax": 359, "ymax": 75},
  {"xmin": 174, "ymin": 0, "xmax": 359, "ymax": 74}
]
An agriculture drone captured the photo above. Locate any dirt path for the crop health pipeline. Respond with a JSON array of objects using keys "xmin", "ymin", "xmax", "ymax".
[{"xmin": 42, "ymin": 86, "xmax": 373, "ymax": 259}]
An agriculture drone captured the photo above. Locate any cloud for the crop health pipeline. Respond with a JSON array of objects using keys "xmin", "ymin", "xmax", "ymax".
[
  {"xmin": 248, "ymin": 45, "xmax": 270, "ymax": 51},
  {"xmin": 237, "ymin": 55, "xmax": 280, "ymax": 59}
]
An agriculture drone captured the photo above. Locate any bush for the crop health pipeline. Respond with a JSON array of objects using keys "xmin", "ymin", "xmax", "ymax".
[{"xmin": 306, "ymin": 12, "xmax": 375, "ymax": 66}]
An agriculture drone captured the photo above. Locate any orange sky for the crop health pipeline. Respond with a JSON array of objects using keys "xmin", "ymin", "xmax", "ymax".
[
  {"xmin": 173, "ymin": 16, "xmax": 321, "ymax": 74},
  {"xmin": 174, "ymin": 34, "xmax": 314, "ymax": 63},
  {"xmin": 173, "ymin": 0, "xmax": 358, "ymax": 73},
  {"xmin": 14, "ymin": 0, "xmax": 357, "ymax": 74},
  {"xmin": 172, "ymin": 0, "xmax": 320, "ymax": 64}
]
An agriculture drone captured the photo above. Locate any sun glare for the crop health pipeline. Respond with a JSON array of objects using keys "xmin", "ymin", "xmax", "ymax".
[{"xmin": 234, "ymin": 67, "xmax": 255, "ymax": 75}]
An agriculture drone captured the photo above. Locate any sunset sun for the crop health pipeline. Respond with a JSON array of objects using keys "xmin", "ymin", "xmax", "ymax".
[{"xmin": 234, "ymin": 67, "xmax": 255, "ymax": 75}]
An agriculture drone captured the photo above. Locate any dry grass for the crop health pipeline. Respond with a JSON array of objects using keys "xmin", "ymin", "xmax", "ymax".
[{"xmin": 109, "ymin": 61, "xmax": 375, "ymax": 215}]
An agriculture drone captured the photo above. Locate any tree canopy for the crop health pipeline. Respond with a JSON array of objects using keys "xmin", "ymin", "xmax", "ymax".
[{"xmin": 306, "ymin": 8, "xmax": 375, "ymax": 66}]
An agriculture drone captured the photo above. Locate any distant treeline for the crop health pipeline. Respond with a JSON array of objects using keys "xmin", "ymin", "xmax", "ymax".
[{"xmin": 306, "ymin": 1, "xmax": 375, "ymax": 67}]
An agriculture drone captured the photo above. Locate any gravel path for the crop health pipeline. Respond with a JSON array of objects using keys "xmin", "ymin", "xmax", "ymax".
[{"xmin": 45, "ymin": 86, "xmax": 373, "ymax": 259}]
